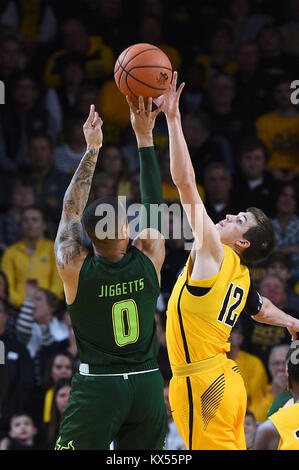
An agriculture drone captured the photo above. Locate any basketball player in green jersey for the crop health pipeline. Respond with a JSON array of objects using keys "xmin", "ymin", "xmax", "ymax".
[{"xmin": 54, "ymin": 99, "xmax": 167, "ymax": 450}]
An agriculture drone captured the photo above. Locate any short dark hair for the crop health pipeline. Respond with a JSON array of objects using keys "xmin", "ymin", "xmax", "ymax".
[
  {"xmin": 83, "ymin": 196, "xmax": 127, "ymax": 243},
  {"xmin": 241, "ymin": 207, "xmax": 275, "ymax": 263},
  {"xmin": 28, "ymin": 133, "xmax": 53, "ymax": 150},
  {"xmin": 238, "ymin": 136, "xmax": 270, "ymax": 163},
  {"xmin": 22, "ymin": 205, "xmax": 48, "ymax": 224}
]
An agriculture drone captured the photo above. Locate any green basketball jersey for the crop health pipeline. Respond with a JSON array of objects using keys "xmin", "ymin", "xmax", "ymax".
[{"xmin": 67, "ymin": 244, "xmax": 160, "ymax": 373}]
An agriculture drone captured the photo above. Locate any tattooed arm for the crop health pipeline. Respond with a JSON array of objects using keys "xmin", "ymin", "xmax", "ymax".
[{"xmin": 54, "ymin": 105, "xmax": 103, "ymax": 300}]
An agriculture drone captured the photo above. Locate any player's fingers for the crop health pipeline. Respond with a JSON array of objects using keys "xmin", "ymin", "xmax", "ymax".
[
  {"xmin": 94, "ymin": 115, "xmax": 103, "ymax": 128},
  {"xmin": 152, "ymin": 98, "xmax": 164, "ymax": 117},
  {"xmin": 84, "ymin": 104, "xmax": 95, "ymax": 127},
  {"xmin": 147, "ymin": 97, "xmax": 153, "ymax": 114},
  {"xmin": 172, "ymin": 71, "xmax": 178, "ymax": 89},
  {"xmin": 126, "ymin": 95, "xmax": 138, "ymax": 114},
  {"xmin": 92, "ymin": 111, "xmax": 99, "ymax": 126},
  {"xmin": 176, "ymin": 82, "xmax": 185, "ymax": 99},
  {"xmin": 139, "ymin": 96, "xmax": 145, "ymax": 113}
]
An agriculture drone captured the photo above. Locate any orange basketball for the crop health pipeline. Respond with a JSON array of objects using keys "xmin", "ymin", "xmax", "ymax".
[{"xmin": 114, "ymin": 43, "xmax": 172, "ymax": 101}]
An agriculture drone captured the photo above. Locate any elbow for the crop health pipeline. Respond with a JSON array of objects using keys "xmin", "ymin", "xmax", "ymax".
[
  {"xmin": 174, "ymin": 175, "xmax": 196, "ymax": 191},
  {"xmin": 252, "ymin": 297, "xmax": 270, "ymax": 323}
]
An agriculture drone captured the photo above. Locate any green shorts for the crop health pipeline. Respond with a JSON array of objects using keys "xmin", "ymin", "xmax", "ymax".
[{"xmin": 55, "ymin": 370, "xmax": 167, "ymax": 450}]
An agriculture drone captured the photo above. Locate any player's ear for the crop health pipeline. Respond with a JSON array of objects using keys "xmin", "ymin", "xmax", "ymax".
[{"xmin": 235, "ymin": 238, "xmax": 250, "ymax": 251}]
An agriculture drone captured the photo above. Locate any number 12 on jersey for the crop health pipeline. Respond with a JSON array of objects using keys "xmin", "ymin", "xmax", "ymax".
[{"xmin": 217, "ymin": 282, "xmax": 245, "ymax": 327}]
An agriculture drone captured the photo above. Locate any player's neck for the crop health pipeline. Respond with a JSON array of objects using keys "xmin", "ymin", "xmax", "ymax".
[{"xmin": 93, "ymin": 240, "xmax": 128, "ymax": 262}]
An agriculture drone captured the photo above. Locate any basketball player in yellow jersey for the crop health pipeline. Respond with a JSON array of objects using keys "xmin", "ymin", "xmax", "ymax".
[
  {"xmin": 254, "ymin": 342, "xmax": 299, "ymax": 450},
  {"xmin": 155, "ymin": 72, "xmax": 299, "ymax": 450}
]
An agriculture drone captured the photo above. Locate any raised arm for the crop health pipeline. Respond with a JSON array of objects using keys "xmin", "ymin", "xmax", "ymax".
[
  {"xmin": 156, "ymin": 72, "xmax": 223, "ymax": 257},
  {"xmin": 253, "ymin": 296, "xmax": 299, "ymax": 340},
  {"xmin": 127, "ymin": 96, "xmax": 165, "ymax": 279},
  {"xmin": 54, "ymin": 105, "xmax": 103, "ymax": 279}
]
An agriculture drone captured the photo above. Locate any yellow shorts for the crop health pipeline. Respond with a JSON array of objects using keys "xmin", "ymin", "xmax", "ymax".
[{"xmin": 169, "ymin": 354, "xmax": 247, "ymax": 450}]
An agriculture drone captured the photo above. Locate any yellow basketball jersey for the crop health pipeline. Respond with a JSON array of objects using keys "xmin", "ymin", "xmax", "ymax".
[
  {"xmin": 269, "ymin": 403, "xmax": 299, "ymax": 450},
  {"xmin": 166, "ymin": 245, "xmax": 250, "ymax": 365}
]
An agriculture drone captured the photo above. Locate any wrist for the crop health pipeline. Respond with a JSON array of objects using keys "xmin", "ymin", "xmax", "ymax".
[
  {"xmin": 86, "ymin": 145, "xmax": 101, "ymax": 152},
  {"xmin": 136, "ymin": 134, "xmax": 154, "ymax": 148}
]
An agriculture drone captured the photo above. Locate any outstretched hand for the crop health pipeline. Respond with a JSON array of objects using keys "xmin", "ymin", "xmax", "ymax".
[
  {"xmin": 83, "ymin": 104, "xmax": 103, "ymax": 150},
  {"xmin": 126, "ymin": 95, "xmax": 163, "ymax": 139},
  {"xmin": 154, "ymin": 71, "xmax": 185, "ymax": 119}
]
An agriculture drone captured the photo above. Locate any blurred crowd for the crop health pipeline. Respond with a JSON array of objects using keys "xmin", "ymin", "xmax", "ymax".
[{"xmin": 0, "ymin": 0, "xmax": 299, "ymax": 450}]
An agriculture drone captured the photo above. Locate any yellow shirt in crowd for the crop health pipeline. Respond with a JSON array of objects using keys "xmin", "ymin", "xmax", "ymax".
[
  {"xmin": 1, "ymin": 238, "xmax": 64, "ymax": 307},
  {"xmin": 256, "ymin": 111, "xmax": 299, "ymax": 172},
  {"xmin": 235, "ymin": 350, "xmax": 269, "ymax": 411}
]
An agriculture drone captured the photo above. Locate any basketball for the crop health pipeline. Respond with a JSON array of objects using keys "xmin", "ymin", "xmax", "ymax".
[{"xmin": 114, "ymin": 43, "xmax": 172, "ymax": 101}]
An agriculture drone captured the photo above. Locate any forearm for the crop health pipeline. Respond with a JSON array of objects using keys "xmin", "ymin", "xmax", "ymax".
[
  {"xmin": 62, "ymin": 146, "xmax": 100, "ymax": 220},
  {"xmin": 138, "ymin": 145, "xmax": 163, "ymax": 232},
  {"xmin": 166, "ymin": 115, "xmax": 197, "ymax": 189},
  {"xmin": 254, "ymin": 297, "xmax": 299, "ymax": 330}
]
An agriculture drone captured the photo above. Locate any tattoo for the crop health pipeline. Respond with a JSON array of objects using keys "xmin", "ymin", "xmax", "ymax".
[
  {"xmin": 63, "ymin": 147, "xmax": 99, "ymax": 217},
  {"xmin": 55, "ymin": 147, "xmax": 99, "ymax": 268},
  {"xmin": 55, "ymin": 220, "xmax": 84, "ymax": 268}
]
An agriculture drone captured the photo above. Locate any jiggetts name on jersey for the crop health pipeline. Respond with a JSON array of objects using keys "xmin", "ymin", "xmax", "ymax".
[{"xmin": 98, "ymin": 278, "xmax": 145, "ymax": 297}]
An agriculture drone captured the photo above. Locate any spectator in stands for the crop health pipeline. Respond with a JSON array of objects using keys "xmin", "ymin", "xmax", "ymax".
[
  {"xmin": 96, "ymin": 144, "xmax": 131, "ymax": 198},
  {"xmin": 54, "ymin": 117, "xmax": 85, "ymax": 176},
  {"xmin": 234, "ymin": 41, "xmax": 268, "ymax": 117},
  {"xmin": 45, "ymin": 378, "xmax": 71, "ymax": 449},
  {"xmin": 0, "ymin": 0, "xmax": 58, "ymax": 52},
  {"xmin": 44, "ymin": 53, "xmax": 86, "ymax": 137},
  {"xmin": 80, "ymin": 0, "xmax": 133, "ymax": 55},
  {"xmin": 16, "ymin": 285, "xmax": 69, "ymax": 360},
  {"xmin": 227, "ymin": 323, "xmax": 269, "ymax": 413},
  {"xmin": 195, "ymin": 22, "xmax": 237, "ymax": 88},
  {"xmin": 91, "ymin": 172, "xmax": 116, "ymax": 201},
  {"xmin": 279, "ymin": 0, "xmax": 299, "ymax": 56},
  {"xmin": 250, "ymin": 344, "xmax": 289, "ymax": 423},
  {"xmin": 23, "ymin": 134, "xmax": 70, "ymax": 234},
  {"xmin": 43, "ymin": 17, "xmax": 114, "ymax": 89},
  {"xmin": 0, "ymin": 72, "xmax": 58, "ymax": 173},
  {"xmin": 205, "ymin": 72, "xmax": 254, "ymax": 155},
  {"xmin": 203, "ymin": 162, "xmax": 242, "ymax": 223},
  {"xmin": 0, "ymin": 179, "xmax": 35, "ymax": 251},
  {"xmin": 0, "ymin": 297, "xmax": 35, "ymax": 441},
  {"xmin": 73, "ymin": 83, "xmax": 100, "ymax": 121},
  {"xmin": 137, "ymin": 15, "xmax": 182, "ymax": 73},
  {"xmin": 221, "ymin": 0, "xmax": 273, "ymax": 49},
  {"xmin": 242, "ymin": 275, "xmax": 294, "ymax": 368},
  {"xmin": 257, "ymin": 24, "xmax": 299, "ymax": 92},
  {"xmin": 42, "ymin": 351, "xmax": 76, "ymax": 427},
  {"xmin": 0, "ymin": 33, "xmax": 23, "ymax": 93},
  {"xmin": 232, "ymin": 136, "xmax": 279, "ymax": 218},
  {"xmin": 1, "ymin": 206, "xmax": 64, "ymax": 307},
  {"xmin": 244, "ymin": 410, "xmax": 257, "ymax": 450},
  {"xmin": 179, "ymin": 60, "xmax": 206, "ymax": 116},
  {"xmin": 256, "ymin": 78, "xmax": 299, "ymax": 181},
  {"xmin": 271, "ymin": 183, "xmax": 299, "ymax": 282},
  {"xmin": 265, "ymin": 252, "xmax": 299, "ymax": 314},
  {"xmin": 0, "ymin": 412, "xmax": 40, "ymax": 450},
  {"xmin": 182, "ymin": 112, "xmax": 234, "ymax": 183},
  {"xmin": 159, "ymin": 146, "xmax": 204, "ymax": 202}
]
